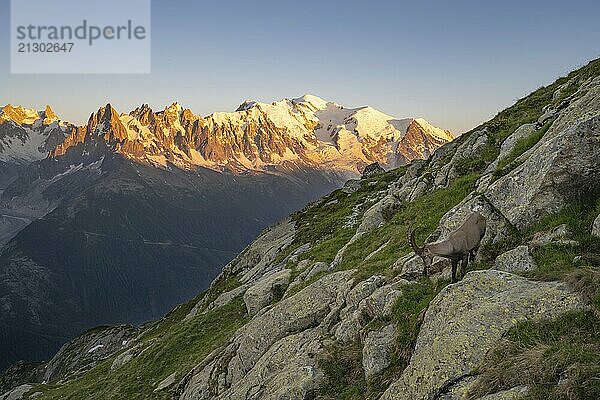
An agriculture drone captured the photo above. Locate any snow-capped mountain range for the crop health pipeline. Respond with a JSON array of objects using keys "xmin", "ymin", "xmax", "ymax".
[
  {"xmin": 0, "ymin": 94, "xmax": 453, "ymax": 368},
  {"xmin": 0, "ymin": 104, "xmax": 72, "ymax": 164},
  {"xmin": 1, "ymin": 95, "xmax": 453, "ymax": 174}
]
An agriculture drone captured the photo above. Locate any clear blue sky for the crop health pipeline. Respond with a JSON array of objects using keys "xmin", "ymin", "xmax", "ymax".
[{"xmin": 1, "ymin": 0, "xmax": 599, "ymax": 133}]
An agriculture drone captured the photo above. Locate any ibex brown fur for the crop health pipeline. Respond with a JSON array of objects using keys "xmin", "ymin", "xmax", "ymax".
[{"xmin": 408, "ymin": 212, "xmax": 486, "ymax": 282}]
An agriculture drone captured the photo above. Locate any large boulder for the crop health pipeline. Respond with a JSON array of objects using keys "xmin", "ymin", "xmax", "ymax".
[
  {"xmin": 220, "ymin": 219, "xmax": 295, "ymax": 284},
  {"xmin": 485, "ymin": 115, "xmax": 600, "ymax": 230},
  {"xmin": 179, "ymin": 270, "xmax": 355, "ymax": 400},
  {"xmin": 434, "ymin": 129, "xmax": 489, "ymax": 187},
  {"xmin": 362, "ymin": 162, "xmax": 385, "ymax": 178},
  {"xmin": 529, "ymin": 224, "xmax": 571, "ymax": 246},
  {"xmin": 220, "ymin": 329, "xmax": 324, "ymax": 400},
  {"xmin": 547, "ymin": 75, "xmax": 600, "ymax": 136},
  {"xmin": 485, "ymin": 124, "xmax": 536, "ymax": 173},
  {"xmin": 362, "ymin": 324, "xmax": 396, "ymax": 380},
  {"xmin": 43, "ymin": 325, "xmax": 137, "ymax": 383},
  {"xmin": 243, "ymin": 269, "xmax": 291, "ymax": 316},
  {"xmin": 494, "ymin": 246, "xmax": 536, "ymax": 273},
  {"xmin": 357, "ymin": 194, "xmax": 400, "ymax": 235},
  {"xmin": 593, "ymin": 214, "xmax": 600, "ymax": 238},
  {"xmin": 380, "ymin": 270, "xmax": 585, "ymax": 400}
]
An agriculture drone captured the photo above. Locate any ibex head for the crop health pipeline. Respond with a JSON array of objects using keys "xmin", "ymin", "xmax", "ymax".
[{"xmin": 407, "ymin": 225, "xmax": 434, "ymax": 272}]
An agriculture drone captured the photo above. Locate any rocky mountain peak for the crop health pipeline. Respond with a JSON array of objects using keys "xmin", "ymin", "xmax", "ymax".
[
  {"xmin": 42, "ymin": 105, "xmax": 59, "ymax": 125},
  {"xmin": 292, "ymin": 94, "xmax": 330, "ymax": 111},
  {"xmin": 0, "ymin": 104, "xmax": 41, "ymax": 125},
  {"xmin": 8, "ymin": 97, "xmax": 454, "ymax": 174}
]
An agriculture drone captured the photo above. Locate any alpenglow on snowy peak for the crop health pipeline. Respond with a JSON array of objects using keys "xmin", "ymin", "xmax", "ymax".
[
  {"xmin": 6, "ymin": 95, "xmax": 453, "ymax": 174},
  {"xmin": 0, "ymin": 104, "xmax": 72, "ymax": 164}
]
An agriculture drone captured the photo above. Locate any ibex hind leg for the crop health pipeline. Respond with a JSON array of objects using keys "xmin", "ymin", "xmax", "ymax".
[
  {"xmin": 460, "ymin": 255, "xmax": 469, "ymax": 280},
  {"xmin": 451, "ymin": 260, "xmax": 458, "ymax": 283}
]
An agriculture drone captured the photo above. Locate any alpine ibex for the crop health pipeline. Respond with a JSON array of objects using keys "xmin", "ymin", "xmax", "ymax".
[{"xmin": 408, "ymin": 212, "xmax": 486, "ymax": 283}]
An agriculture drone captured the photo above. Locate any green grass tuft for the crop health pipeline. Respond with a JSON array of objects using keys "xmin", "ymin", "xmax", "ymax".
[{"xmin": 470, "ymin": 311, "xmax": 600, "ymax": 400}]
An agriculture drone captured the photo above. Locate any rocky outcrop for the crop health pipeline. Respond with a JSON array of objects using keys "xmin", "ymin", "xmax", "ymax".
[
  {"xmin": 362, "ymin": 162, "xmax": 385, "ymax": 178},
  {"xmin": 380, "ymin": 270, "xmax": 585, "ymax": 400},
  {"xmin": 494, "ymin": 246, "xmax": 536, "ymax": 273},
  {"xmin": 222, "ymin": 219, "xmax": 295, "ymax": 284},
  {"xmin": 592, "ymin": 214, "xmax": 600, "ymax": 237},
  {"xmin": 334, "ymin": 277, "xmax": 403, "ymax": 344},
  {"xmin": 0, "ymin": 362, "xmax": 44, "ymax": 395},
  {"xmin": 477, "ymin": 386, "xmax": 529, "ymax": 400},
  {"xmin": 434, "ymin": 129, "xmax": 489, "ymax": 188},
  {"xmin": 485, "ymin": 123, "xmax": 536, "ymax": 173},
  {"xmin": 342, "ymin": 179, "xmax": 362, "ymax": 194},
  {"xmin": 547, "ymin": 76, "xmax": 600, "ymax": 136},
  {"xmin": 219, "ymin": 329, "xmax": 324, "ymax": 400},
  {"xmin": 362, "ymin": 324, "xmax": 396, "ymax": 380},
  {"xmin": 43, "ymin": 325, "xmax": 137, "ymax": 383},
  {"xmin": 486, "ymin": 115, "xmax": 600, "ymax": 230},
  {"xmin": 243, "ymin": 269, "xmax": 291, "ymax": 316},
  {"xmin": 178, "ymin": 270, "xmax": 355, "ymax": 400},
  {"xmin": 0, "ymin": 384, "xmax": 32, "ymax": 400}
]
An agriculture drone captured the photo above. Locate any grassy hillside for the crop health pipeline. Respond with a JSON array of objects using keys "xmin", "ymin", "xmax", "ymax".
[{"xmin": 13, "ymin": 58, "xmax": 600, "ymax": 400}]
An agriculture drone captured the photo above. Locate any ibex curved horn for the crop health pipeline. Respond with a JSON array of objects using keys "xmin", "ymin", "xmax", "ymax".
[{"xmin": 408, "ymin": 224, "xmax": 424, "ymax": 256}]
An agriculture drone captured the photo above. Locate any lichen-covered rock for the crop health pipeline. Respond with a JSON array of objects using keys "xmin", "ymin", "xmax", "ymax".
[
  {"xmin": 357, "ymin": 194, "xmax": 400, "ymax": 235},
  {"xmin": 43, "ymin": 325, "xmax": 137, "ymax": 383},
  {"xmin": 344, "ymin": 275, "xmax": 386, "ymax": 310},
  {"xmin": 220, "ymin": 219, "xmax": 295, "ymax": 283},
  {"xmin": 529, "ymin": 224, "xmax": 570, "ymax": 246},
  {"xmin": 437, "ymin": 376, "xmax": 478, "ymax": 400},
  {"xmin": 366, "ymin": 283, "xmax": 404, "ymax": 317},
  {"xmin": 389, "ymin": 160, "xmax": 429, "ymax": 201},
  {"xmin": 304, "ymin": 262, "xmax": 332, "ymax": 281},
  {"xmin": 380, "ymin": 270, "xmax": 585, "ymax": 400},
  {"xmin": 334, "ymin": 276, "xmax": 386, "ymax": 343},
  {"xmin": 285, "ymin": 261, "xmax": 331, "ymax": 295},
  {"xmin": 494, "ymin": 246, "xmax": 536, "ymax": 273},
  {"xmin": 435, "ymin": 130, "xmax": 489, "ymax": 187},
  {"xmin": 547, "ymin": 75, "xmax": 600, "ymax": 136},
  {"xmin": 362, "ymin": 162, "xmax": 385, "ymax": 178},
  {"xmin": 592, "ymin": 214, "xmax": 600, "ymax": 237},
  {"xmin": 243, "ymin": 269, "xmax": 291, "ymax": 316},
  {"xmin": 485, "ymin": 124, "xmax": 536, "ymax": 173},
  {"xmin": 0, "ymin": 384, "xmax": 32, "ymax": 400},
  {"xmin": 207, "ymin": 285, "xmax": 249, "ymax": 313},
  {"xmin": 485, "ymin": 115, "xmax": 600, "ymax": 230},
  {"xmin": 221, "ymin": 329, "xmax": 324, "ymax": 400},
  {"xmin": 154, "ymin": 372, "xmax": 177, "ymax": 392},
  {"xmin": 477, "ymin": 385, "xmax": 529, "ymax": 400},
  {"xmin": 334, "ymin": 279, "xmax": 402, "ymax": 344},
  {"xmin": 362, "ymin": 324, "xmax": 396, "ymax": 380},
  {"xmin": 342, "ymin": 179, "xmax": 361, "ymax": 194},
  {"xmin": 179, "ymin": 270, "xmax": 355, "ymax": 400}
]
